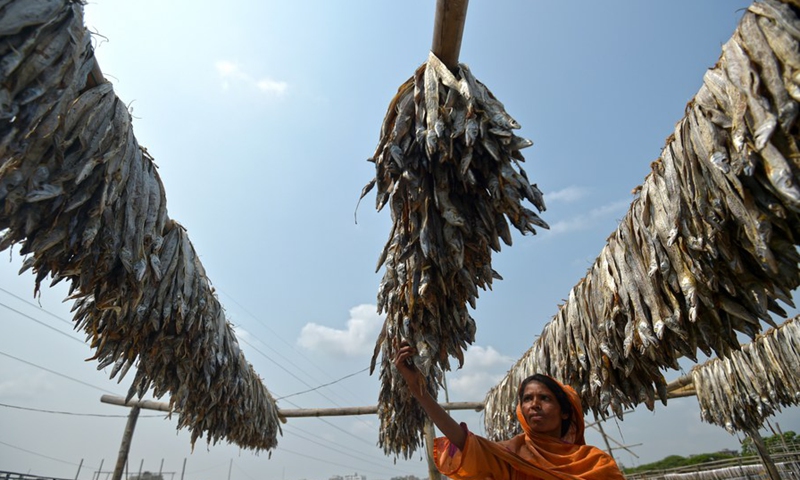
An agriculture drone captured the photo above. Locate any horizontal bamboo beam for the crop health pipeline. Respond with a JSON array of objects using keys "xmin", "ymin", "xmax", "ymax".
[
  {"xmin": 101, "ymin": 395, "xmax": 173, "ymax": 412},
  {"xmin": 665, "ymin": 374, "xmax": 696, "ymax": 398},
  {"xmin": 279, "ymin": 401, "xmax": 484, "ymax": 418},
  {"xmin": 100, "ymin": 395, "xmax": 484, "ymax": 418}
]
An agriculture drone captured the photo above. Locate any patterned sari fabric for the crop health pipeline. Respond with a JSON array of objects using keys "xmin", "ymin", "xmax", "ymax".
[{"xmin": 434, "ymin": 378, "xmax": 624, "ymax": 480}]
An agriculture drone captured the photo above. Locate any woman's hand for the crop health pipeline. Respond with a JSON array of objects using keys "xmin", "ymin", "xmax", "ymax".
[{"xmin": 393, "ymin": 343, "xmax": 426, "ymax": 399}]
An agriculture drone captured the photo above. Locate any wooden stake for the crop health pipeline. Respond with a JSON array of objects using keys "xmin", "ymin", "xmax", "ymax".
[
  {"xmin": 594, "ymin": 420, "xmax": 616, "ymax": 462},
  {"xmin": 112, "ymin": 406, "xmax": 141, "ymax": 480},
  {"xmin": 431, "ymin": 0, "xmax": 469, "ymax": 71},
  {"xmin": 74, "ymin": 459, "xmax": 84, "ymax": 480},
  {"xmin": 95, "ymin": 459, "xmax": 104, "ymax": 480},
  {"xmin": 423, "ymin": 420, "xmax": 442, "ymax": 480},
  {"xmin": 746, "ymin": 427, "xmax": 782, "ymax": 480}
]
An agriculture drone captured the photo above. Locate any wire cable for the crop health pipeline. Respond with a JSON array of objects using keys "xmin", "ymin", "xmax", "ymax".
[
  {"xmin": 0, "ymin": 439, "xmax": 94, "ymax": 469},
  {"xmin": 282, "ymin": 424, "xmax": 392, "ymax": 472},
  {"xmin": 0, "ymin": 401, "xmax": 165, "ymax": 418},
  {"xmin": 275, "ymin": 367, "xmax": 369, "ymax": 401},
  {"xmin": 0, "ymin": 301, "xmax": 85, "ymax": 345},
  {"xmin": 0, "ymin": 286, "xmax": 74, "ymax": 326},
  {"xmin": 0, "ymin": 350, "xmax": 117, "ymax": 395},
  {"xmin": 219, "ymin": 289, "xmax": 372, "ymax": 407}
]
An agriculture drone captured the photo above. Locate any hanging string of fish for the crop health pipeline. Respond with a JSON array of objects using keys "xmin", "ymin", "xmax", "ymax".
[
  {"xmin": 484, "ymin": 0, "xmax": 800, "ymax": 441},
  {"xmin": 0, "ymin": 0, "xmax": 281, "ymax": 451},
  {"xmin": 360, "ymin": 51, "xmax": 548, "ymax": 456},
  {"xmin": 692, "ymin": 315, "xmax": 800, "ymax": 434}
]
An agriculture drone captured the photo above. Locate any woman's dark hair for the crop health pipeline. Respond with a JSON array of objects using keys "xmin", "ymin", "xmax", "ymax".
[{"xmin": 518, "ymin": 374, "xmax": 572, "ymax": 437}]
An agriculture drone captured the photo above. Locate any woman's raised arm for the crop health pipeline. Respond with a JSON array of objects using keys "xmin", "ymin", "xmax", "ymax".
[{"xmin": 393, "ymin": 344, "xmax": 467, "ymax": 450}]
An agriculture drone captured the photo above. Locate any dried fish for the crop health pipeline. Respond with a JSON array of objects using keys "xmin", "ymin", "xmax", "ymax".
[
  {"xmin": 363, "ymin": 51, "xmax": 546, "ymax": 456},
  {"xmin": 0, "ymin": 0, "xmax": 281, "ymax": 452},
  {"xmin": 693, "ymin": 317, "xmax": 800, "ymax": 433},
  {"xmin": 484, "ymin": 2, "xmax": 800, "ymax": 441}
]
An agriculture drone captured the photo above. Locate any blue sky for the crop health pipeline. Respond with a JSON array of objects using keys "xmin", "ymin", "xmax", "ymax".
[{"xmin": 2, "ymin": 1, "xmax": 798, "ymax": 480}]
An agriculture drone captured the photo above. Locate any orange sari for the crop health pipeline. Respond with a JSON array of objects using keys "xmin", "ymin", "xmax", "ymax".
[{"xmin": 433, "ymin": 380, "xmax": 624, "ymax": 480}]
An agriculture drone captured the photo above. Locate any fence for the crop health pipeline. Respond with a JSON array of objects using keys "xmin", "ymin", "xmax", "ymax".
[
  {"xmin": 0, "ymin": 472, "xmax": 73, "ymax": 480},
  {"xmin": 625, "ymin": 452, "xmax": 800, "ymax": 479}
]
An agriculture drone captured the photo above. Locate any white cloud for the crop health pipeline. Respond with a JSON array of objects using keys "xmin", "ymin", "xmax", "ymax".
[
  {"xmin": 0, "ymin": 371, "xmax": 55, "ymax": 399},
  {"xmin": 446, "ymin": 345, "xmax": 514, "ymax": 399},
  {"xmin": 256, "ymin": 78, "xmax": 288, "ymax": 95},
  {"xmin": 546, "ymin": 199, "xmax": 631, "ymax": 235},
  {"xmin": 462, "ymin": 345, "xmax": 514, "ymax": 369},
  {"xmin": 545, "ymin": 186, "xmax": 590, "ymax": 204},
  {"xmin": 297, "ymin": 304, "xmax": 384, "ymax": 357},
  {"xmin": 215, "ymin": 60, "xmax": 288, "ymax": 96}
]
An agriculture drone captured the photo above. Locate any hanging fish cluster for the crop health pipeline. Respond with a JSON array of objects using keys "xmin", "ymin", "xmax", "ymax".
[
  {"xmin": 692, "ymin": 316, "xmax": 800, "ymax": 434},
  {"xmin": 484, "ymin": 0, "xmax": 800, "ymax": 441},
  {"xmin": 0, "ymin": 0, "xmax": 281, "ymax": 451},
  {"xmin": 362, "ymin": 52, "xmax": 547, "ymax": 456}
]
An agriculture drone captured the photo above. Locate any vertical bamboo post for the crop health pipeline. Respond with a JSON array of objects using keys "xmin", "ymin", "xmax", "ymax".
[
  {"xmin": 95, "ymin": 459, "xmax": 105, "ymax": 480},
  {"xmin": 423, "ymin": 420, "xmax": 442, "ymax": 480},
  {"xmin": 75, "ymin": 459, "xmax": 84, "ymax": 480},
  {"xmin": 180, "ymin": 459, "xmax": 186, "ymax": 480},
  {"xmin": 595, "ymin": 420, "xmax": 616, "ymax": 462},
  {"xmin": 112, "ymin": 406, "xmax": 141, "ymax": 480},
  {"xmin": 431, "ymin": 0, "xmax": 469, "ymax": 71},
  {"xmin": 425, "ymin": 4, "xmax": 468, "ymax": 473},
  {"xmin": 746, "ymin": 427, "xmax": 781, "ymax": 480}
]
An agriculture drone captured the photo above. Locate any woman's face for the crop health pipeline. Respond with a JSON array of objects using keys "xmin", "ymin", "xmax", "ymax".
[{"xmin": 519, "ymin": 381, "xmax": 569, "ymax": 439}]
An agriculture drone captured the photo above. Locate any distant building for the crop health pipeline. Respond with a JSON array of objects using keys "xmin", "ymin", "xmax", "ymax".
[
  {"xmin": 329, "ymin": 472, "xmax": 365, "ymax": 480},
  {"xmin": 128, "ymin": 473, "xmax": 163, "ymax": 480}
]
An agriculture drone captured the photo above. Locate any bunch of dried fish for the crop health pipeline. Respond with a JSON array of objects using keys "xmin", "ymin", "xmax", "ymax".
[
  {"xmin": 362, "ymin": 51, "xmax": 547, "ymax": 456},
  {"xmin": 485, "ymin": 0, "xmax": 800, "ymax": 441},
  {"xmin": 0, "ymin": 0, "xmax": 280, "ymax": 451},
  {"xmin": 692, "ymin": 316, "xmax": 800, "ymax": 434}
]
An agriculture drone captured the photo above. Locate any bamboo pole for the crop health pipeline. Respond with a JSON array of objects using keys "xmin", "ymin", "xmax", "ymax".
[
  {"xmin": 111, "ymin": 406, "xmax": 141, "ymax": 480},
  {"xmin": 665, "ymin": 374, "xmax": 694, "ymax": 393},
  {"xmin": 431, "ymin": 0, "xmax": 469, "ymax": 70},
  {"xmin": 86, "ymin": 60, "xmax": 104, "ymax": 88},
  {"xmin": 423, "ymin": 420, "xmax": 442, "ymax": 480},
  {"xmin": 594, "ymin": 420, "xmax": 616, "ymax": 462},
  {"xmin": 95, "ymin": 459, "xmax": 104, "ymax": 480},
  {"xmin": 75, "ymin": 459, "xmax": 83, "ymax": 480},
  {"xmin": 100, "ymin": 394, "xmax": 484, "ymax": 417},
  {"xmin": 745, "ymin": 427, "xmax": 782, "ymax": 480}
]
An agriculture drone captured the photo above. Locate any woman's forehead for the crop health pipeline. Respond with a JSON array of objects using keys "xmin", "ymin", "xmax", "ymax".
[{"xmin": 522, "ymin": 380, "xmax": 555, "ymax": 396}]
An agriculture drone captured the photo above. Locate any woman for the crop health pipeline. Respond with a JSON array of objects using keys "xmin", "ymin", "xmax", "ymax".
[{"xmin": 394, "ymin": 344, "xmax": 625, "ymax": 480}]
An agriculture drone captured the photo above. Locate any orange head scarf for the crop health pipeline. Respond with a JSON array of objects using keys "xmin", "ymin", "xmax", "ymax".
[{"xmin": 515, "ymin": 375, "xmax": 586, "ymax": 445}]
